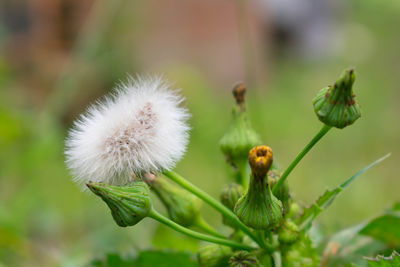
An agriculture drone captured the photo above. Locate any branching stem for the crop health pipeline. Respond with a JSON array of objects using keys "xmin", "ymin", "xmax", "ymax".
[
  {"xmin": 195, "ymin": 217, "xmax": 226, "ymax": 239},
  {"xmin": 163, "ymin": 170, "xmax": 263, "ymax": 248},
  {"xmin": 273, "ymin": 124, "xmax": 332, "ymax": 195},
  {"xmin": 149, "ymin": 209, "xmax": 255, "ymax": 250}
]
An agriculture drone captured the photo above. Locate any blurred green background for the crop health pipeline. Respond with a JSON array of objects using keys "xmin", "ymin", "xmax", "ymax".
[{"xmin": 0, "ymin": 0, "xmax": 399, "ymax": 265}]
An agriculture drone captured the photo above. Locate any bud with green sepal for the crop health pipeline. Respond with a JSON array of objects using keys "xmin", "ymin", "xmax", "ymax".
[
  {"xmin": 220, "ymin": 183, "xmax": 244, "ymax": 228},
  {"xmin": 220, "ymin": 83, "xmax": 261, "ymax": 186},
  {"xmin": 313, "ymin": 68, "xmax": 361, "ymax": 129},
  {"xmin": 267, "ymin": 170, "xmax": 290, "ymax": 215},
  {"xmin": 86, "ymin": 181, "xmax": 151, "ymax": 227},
  {"xmin": 234, "ymin": 146, "xmax": 283, "ymax": 229},
  {"xmin": 144, "ymin": 173, "xmax": 201, "ymax": 227},
  {"xmin": 272, "ymin": 69, "xmax": 361, "ymax": 195},
  {"xmin": 144, "ymin": 173, "xmax": 222, "ymax": 237},
  {"xmin": 229, "ymin": 251, "xmax": 260, "ymax": 267},
  {"xmin": 198, "ymin": 244, "xmax": 232, "ymax": 267},
  {"xmin": 278, "ymin": 220, "xmax": 299, "ymax": 245}
]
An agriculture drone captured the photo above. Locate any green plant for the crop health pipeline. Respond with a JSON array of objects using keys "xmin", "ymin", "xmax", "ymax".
[{"xmin": 66, "ymin": 70, "xmax": 397, "ymax": 266}]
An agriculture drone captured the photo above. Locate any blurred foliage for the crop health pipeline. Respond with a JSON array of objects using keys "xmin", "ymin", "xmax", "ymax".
[
  {"xmin": 90, "ymin": 250, "xmax": 198, "ymax": 267},
  {"xmin": 0, "ymin": 0, "xmax": 399, "ymax": 266}
]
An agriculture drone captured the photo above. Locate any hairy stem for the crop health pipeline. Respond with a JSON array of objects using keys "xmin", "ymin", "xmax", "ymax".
[
  {"xmin": 149, "ymin": 209, "xmax": 255, "ymax": 250},
  {"xmin": 163, "ymin": 170, "xmax": 263, "ymax": 248},
  {"xmin": 273, "ymin": 124, "xmax": 332, "ymax": 195}
]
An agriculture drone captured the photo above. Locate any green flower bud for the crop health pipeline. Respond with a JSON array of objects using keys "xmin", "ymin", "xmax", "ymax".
[
  {"xmin": 234, "ymin": 146, "xmax": 283, "ymax": 229},
  {"xmin": 220, "ymin": 183, "xmax": 244, "ymax": 211},
  {"xmin": 229, "ymin": 251, "xmax": 260, "ymax": 267},
  {"xmin": 278, "ymin": 220, "xmax": 300, "ymax": 245},
  {"xmin": 286, "ymin": 202, "xmax": 302, "ymax": 219},
  {"xmin": 268, "ymin": 170, "xmax": 290, "ymax": 215},
  {"xmin": 87, "ymin": 181, "xmax": 151, "ymax": 227},
  {"xmin": 220, "ymin": 83, "xmax": 261, "ymax": 171},
  {"xmin": 198, "ymin": 244, "xmax": 232, "ymax": 267},
  {"xmin": 313, "ymin": 69, "xmax": 361, "ymax": 129},
  {"xmin": 145, "ymin": 173, "xmax": 201, "ymax": 227},
  {"xmin": 220, "ymin": 183, "xmax": 244, "ymax": 228}
]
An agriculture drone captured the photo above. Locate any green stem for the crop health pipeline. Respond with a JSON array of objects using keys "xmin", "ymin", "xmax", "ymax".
[
  {"xmin": 272, "ymin": 251, "xmax": 282, "ymax": 267},
  {"xmin": 273, "ymin": 124, "xmax": 332, "ymax": 195},
  {"xmin": 149, "ymin": 209, "xmax": 255, "ymax": 250},
  {"xmin": 255, "ymin": 230, "xmax": 269, "ymax": 251},
  {"xmin": 195, "ymin": 217, "xmax": 226, "ymax": 239},
  {"xmin": 163, "ymin": 170, "xmax": 262, "ymax": 247}
]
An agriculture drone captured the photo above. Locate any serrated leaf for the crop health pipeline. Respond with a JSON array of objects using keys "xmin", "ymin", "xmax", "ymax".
[
  {"xmin": 296, "ymin": 154, "xmax": 390, "ymax": 231},
  {"xmin": 359, "ymin": 212, "xmax": 400, "ymax": 247},
  {"xmin": 366, "ymin": 251, "xmax": 400, "ymax": 267}
]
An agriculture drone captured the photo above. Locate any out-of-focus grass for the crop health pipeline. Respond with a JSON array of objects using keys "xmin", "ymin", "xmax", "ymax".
[{"xmin": 0, "ymin": 0, "xmax": 399, "ymax": 266}]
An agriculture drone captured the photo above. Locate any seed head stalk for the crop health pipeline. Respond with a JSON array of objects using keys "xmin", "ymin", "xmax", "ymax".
[
  {"xmin": 163, "ymin": 170, "xmax": 266, "ymax": 249},
  {"xmin": 273, "ymin": 124, "xmax": 332, "ymax": 195}
]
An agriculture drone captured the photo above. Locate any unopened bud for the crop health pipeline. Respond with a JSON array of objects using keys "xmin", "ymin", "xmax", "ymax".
[
  {"xmin": 220, "ymin": 84, "xmax": 261, "ymax": 175},
  {"xmin": 220, "ymin": 183, "xmax": 244, "ymax": 211},
  {"xmin": 145, "ymin": 174, "xmax": 201, "ymax": 227},
  {"xmin": 313, "ymin": 69, "xmax": 361, "ymax": 129},
  {"xmin": 234, "ymin": 146, "xmax": 283, "ymax": 229},
  {"xmin": 220, "ymin": 183, "xmax": 244, "ymax": 228},
  {"xmin": 268, "ymin": 170, "xmax": 290, "ymax": 214},
  {"xmin": 229, "ymin": 251, "xmax": 260, "ymax": 267},
  {"xmin": 278, "ymin": 220, "xmax": 299, "ymax": 245},
  {"xmin": 198, "ymin": 244, "xmax": 232, "ymax": 267},
  {"xmin": 86, "ymin": 181, "xmax": 151, "ymax": 227}
]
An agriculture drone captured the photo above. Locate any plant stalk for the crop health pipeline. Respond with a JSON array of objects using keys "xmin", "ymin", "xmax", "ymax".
[
  {"xmin": 163, "ymin": 170, "xmax": 263, "ymax": 248},
  {"xmin": 149, "ymin": 209, "xmax": 255, "ymax": 250},
  {"xmin": 195, "ymin": 217, "xmax": 226, "ymax": 239},
  {"xmin": 273, "ymin": 124, "xmax": 332, "ymax": 195}
]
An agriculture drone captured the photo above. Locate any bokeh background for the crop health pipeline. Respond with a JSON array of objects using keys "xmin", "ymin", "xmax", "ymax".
[{"xmin": 0, "ymin": 0, "xmax": 399, "ymax": 265}]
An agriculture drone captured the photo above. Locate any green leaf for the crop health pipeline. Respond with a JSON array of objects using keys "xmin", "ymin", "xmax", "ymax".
[
  {"xmin": 90, "ymin": 253, "xmax": 136, "ymax": 267},
  {"xmin": 366, "ymin": 251, "xmax": 400, "ymax": 267},
  {"xmin": 90, "ymin": 250, "xmax": 198, "ymax": 267},
  {"xmin": 296, "ymin": 154, "xmax": 390, "ymax": 231},
  {"xmin": 321, "ymin": 224, "xmax": 386, "ymax": 267},
  {"xmin": 359, "ymin": 212, "xmax": 400, "ymax": 247},
  {"xmin": 134, "ymin": 250, "xmax": 198, "ymax": 267}
]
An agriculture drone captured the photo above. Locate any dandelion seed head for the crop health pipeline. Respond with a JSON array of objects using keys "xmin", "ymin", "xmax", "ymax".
[{"xmin": 65, "ymin": 75, "xmax": 190, "ymax": 186}]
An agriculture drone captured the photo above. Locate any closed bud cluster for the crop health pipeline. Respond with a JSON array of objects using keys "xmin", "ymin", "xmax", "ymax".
[
  {"xmin": 234, "ymin": 146, "xmax": 283, "ymax": 229},
  {"xmin": 313, "ymin": 69, "xmax": 361, "ymax": 129},
  {"xmin": 197, "ymin": 244, "xmax": 232, "ymax": 267},
  {"xmin": 229, "ymin": 251, "xmax": 260, "ymax": 267},
  {"xmin": 220, "ymin": 83, "xmax": 261, "ymax": 177},
  {"xmin": 144, "ymin": 173, "xmax": 201, "ymax": 227},
  {"xmin": 86, "ymin": 181, "xmax": 151, "ymax": 227}
]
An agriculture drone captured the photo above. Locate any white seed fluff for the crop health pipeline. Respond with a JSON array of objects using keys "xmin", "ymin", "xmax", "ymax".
[{"xmin": 65, "ymin": 75, "xmax": 190, "ymax": 185}]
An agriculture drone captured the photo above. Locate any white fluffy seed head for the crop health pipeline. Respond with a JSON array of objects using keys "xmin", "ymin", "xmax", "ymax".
[{"xmin": 65, "ymin": 75, "xmax": 190, "ymax": 186}]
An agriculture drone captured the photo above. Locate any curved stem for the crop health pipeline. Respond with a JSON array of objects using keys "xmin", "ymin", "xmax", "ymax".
[
  {"xmin": 273, "ymin": 124, "xmax": 332, "ymax": 195},
  {"xmin": 149, "ymin": 209, "xmax": 256, "ymax": 251},
  {"xmin": 163, "ymin": 170, "xmax": 262, "ymax": 248},
  {"xmin": 195, "ymin": 217, "xmax": 226, "ymax": 239}
]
